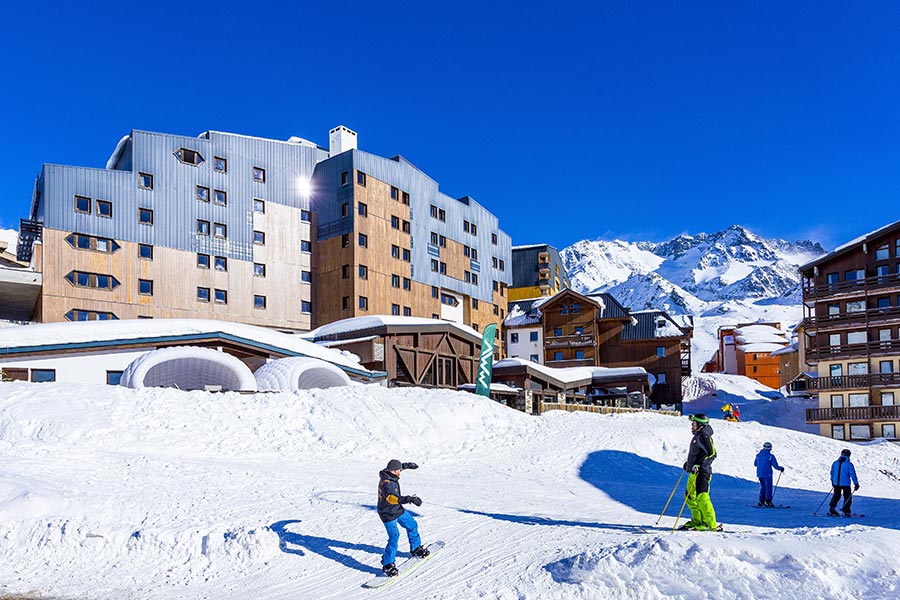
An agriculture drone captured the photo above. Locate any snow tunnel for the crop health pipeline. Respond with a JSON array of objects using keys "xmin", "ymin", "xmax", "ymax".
[
  {"xmin": 120, "ymin": 346, "xmax": 258, "ymax": 392},
  {"xmin": 254, "ymin": 356, "xmax": 352, "ymax": 392}
]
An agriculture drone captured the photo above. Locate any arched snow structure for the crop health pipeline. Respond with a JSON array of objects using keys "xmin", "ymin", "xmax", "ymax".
[
  {"xmin": 254, "ymin": 356, "xmax": 352, "ymax": 392},
  {"xmin": 120, "ymin": 346, "xmax": 258, "ymax": 392}
]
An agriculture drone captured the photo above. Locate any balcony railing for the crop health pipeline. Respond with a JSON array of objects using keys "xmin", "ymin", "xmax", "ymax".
[
  {"xmin": 803, "ymin": 272, "xmax": 900, "ymax": 301},
  {"xmin": 546, "ymin": 358, "xmax": 594, "ymax": 368},
  {"xmin": 538, "ymin": 278, "xmax": 552, "ymax": 287},
  {"xmin": 804, "ymin": 372, "xmax": 900, "ymax": 391},
  {"xmin": 545, "ymin": 334, "xmax": 596, "ymax": 348},
  {"xmin": 806, "ymin": 339, "xmax": 900, "ymax": 361},
  {"xmin": 807, "ymin": 405, "xmax": 900, "ymax": 423},
  {"xmin": 803, "ymin": 306, "xmax": 900, "ymax": 330}
]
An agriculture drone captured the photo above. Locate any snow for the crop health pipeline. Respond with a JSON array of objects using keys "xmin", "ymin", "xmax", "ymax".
[
  {"xmin": 494, "ymin": 357, "xmax": 649, "ymax": 385},
  {"xmin": 0, "ymin": 229, "xmax": 17, "ymax": 249},
  {"xmin": 0, "ymin": 378, "xmax": 897, "ymax": 599},
  {"xmin": 738, "ymin": 342, "xmax": 790, "ymax": 354},
  {"xmin": 105, "ymin": 134, "xmax": 131, "ymax": 170},
  {"xmin": 304, "ymin": 315, "xmax": 480, "ymax": 341}
]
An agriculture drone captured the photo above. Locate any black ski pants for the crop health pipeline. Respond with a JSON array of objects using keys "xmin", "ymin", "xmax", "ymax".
[{"xmin": 829, "ymin": 485, "xmax": 852, "ymax": 514}]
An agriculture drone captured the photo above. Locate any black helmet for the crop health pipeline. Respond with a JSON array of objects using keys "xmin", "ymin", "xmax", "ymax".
[
  {"xmin": 386, "ymin": 459, "xmax": 403, "ymax": 471},
  {"xmin": 841, "ymin": 449, "xmax": 851, "ymax": 457},
  {"xmin": 689, "ymin": 414, "xmax": 709, "ymax": 424},
  {"xmin": 763, "ymin": 442, "xmax": 772, "ymax": 450}
]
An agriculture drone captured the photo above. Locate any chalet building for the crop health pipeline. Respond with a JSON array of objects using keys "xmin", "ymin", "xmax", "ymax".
[
  {"xmin": 508, "ymin": 244, "xmax": 570, "ymax": 302},
  {"xmin": 11, "ymin": 126, "xmax": 512, "ymax": 335},
  {"xmin": 505, "ymin": 297, "xmax": 549, "ymax": 364},
  {"xmin": 799, "ymin": 220, "xmax": 900, "ymax": 442},
  {"xmin": 705, "ymin": 323, "xmax": 790, "ymax": 389}
]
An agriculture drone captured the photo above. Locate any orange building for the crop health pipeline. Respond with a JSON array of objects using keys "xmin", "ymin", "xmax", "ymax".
[{"xmin": 714, "ymin": 323, "xmax": 789, "ymax": 389}]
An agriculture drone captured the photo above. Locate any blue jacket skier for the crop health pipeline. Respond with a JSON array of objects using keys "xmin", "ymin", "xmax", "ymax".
[
  {"xmin": 753, "ymin": 442, "xmax": 785, "ymax": 507},
  {"xmin": 828, "ymin": 449, "xmax": 860, "ymax": 516},
  {"xmin": 377, "ymin": 459, "xmax": 430, "ymax": 576}
]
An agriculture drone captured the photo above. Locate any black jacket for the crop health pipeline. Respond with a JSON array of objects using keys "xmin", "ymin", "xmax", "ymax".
[
  {"xmin": 377, "ymin": 469, "xmax": 414, "ymax": 523},
  {"xmin": 685, "ymin": 422, "xmax": 717, "ymax": 473}
]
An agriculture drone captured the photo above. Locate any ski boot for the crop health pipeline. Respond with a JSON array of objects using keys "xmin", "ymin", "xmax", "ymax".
[
  {"xmin": 411, "ymin": 544, "xmax": 430, "ymax": 558},
  {"xmin": 828, "ymin": 509, "xmax": 840, "ymax": 516},
  {"xmin": 382, "ymin": 563, "xmax": 399, "ymax": 577},
  {"xmin": 756, "ymin": 502, "xmax": 765, "ymax": 507},
  {"xmin": 678, "ymin": 521, "xmax": 699, "ymax": 530},
  {"xmin": 764, "ymin": 501, "xmax": 775, "ymax": 508}
]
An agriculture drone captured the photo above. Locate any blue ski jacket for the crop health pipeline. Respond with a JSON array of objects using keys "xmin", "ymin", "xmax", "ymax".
[
  {"xmin": 754, "ymin": 449, "xmax": 783, "ymax": 478},
  {"xmin": 377, "ymin": 469, "xmax": 416, "ymax": 523},
  {"xmin": 830, "ymin": 456, "xmax": 859, "ymax": 487}
]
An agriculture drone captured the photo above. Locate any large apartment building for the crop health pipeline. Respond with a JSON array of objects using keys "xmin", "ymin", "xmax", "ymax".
[
  {"xmin": 800, "ymin": 220, "xmax": 900, "ymax": 442},
  {"xmin": 509, "ymin": 244, "xmax": 569, "ymax": 301},
  {"xmin": 14, "ymin": 126, "xmax": 512, "ymax": 333}
]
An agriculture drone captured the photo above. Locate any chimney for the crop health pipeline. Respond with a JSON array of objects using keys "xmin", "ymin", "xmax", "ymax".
[{"xmin": 329, "ymin": 125, "xmax": 358, "ymax": 156}]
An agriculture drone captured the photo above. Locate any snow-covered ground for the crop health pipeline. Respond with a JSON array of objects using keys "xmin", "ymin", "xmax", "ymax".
[{"xmin": 1, "ymin": 381, "xmax": 898, "ymax": 599}]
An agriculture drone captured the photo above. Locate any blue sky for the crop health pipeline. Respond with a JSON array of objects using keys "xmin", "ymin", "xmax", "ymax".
[{"xmin": 1, "ymin": 1, "xmax": 899, "ymax": 251}]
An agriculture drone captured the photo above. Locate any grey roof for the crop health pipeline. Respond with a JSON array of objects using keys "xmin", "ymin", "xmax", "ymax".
[
  {"xmin": 620, "ymin": 310, "xmax": 689, "ymax": 340},
  {"xmin": 587, "ymin": 293, "xmax": 631, "ymax": 319}
]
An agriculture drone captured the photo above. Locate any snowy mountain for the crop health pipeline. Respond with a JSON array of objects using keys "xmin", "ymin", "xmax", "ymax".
[{"xmin": 561, "ymin": 226, "xmax": 827, "ymax": 370}]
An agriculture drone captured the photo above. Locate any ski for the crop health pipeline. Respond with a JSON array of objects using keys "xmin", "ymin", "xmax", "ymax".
[
  {"xmin": 816, "ymin": 513, "xmax": 865, "ymax": 518},
  {"xmin": 750, "ymin": 504, "xmax": 791, "ymax": 509},
  {"xmin": 363, "ymin": 541, "xmax": 446, "ymax": 589}
]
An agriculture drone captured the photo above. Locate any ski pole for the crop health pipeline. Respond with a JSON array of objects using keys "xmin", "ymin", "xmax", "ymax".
[
  {"xmin": 656, "ymin": 470, "xmax": 685, "ymax": 525},
  {"xmin": 772, "ymin": 470, "xmax": 783, "ymax": 500},
  {"xmin": 813, "ymin": 486, "xmax": 833, "ymax": 515},
  {"xmin": 671, "ymin": 475, "xmax": 694, "ymax": 533}
]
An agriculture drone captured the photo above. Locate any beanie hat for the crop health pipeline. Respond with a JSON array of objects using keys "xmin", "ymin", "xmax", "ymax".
[
  {"xmin": 841, "ymin": 449, "xmax": 851, "ymax": 457},
  {"xmin": 386, "ymin": 459, "xmax": 403, "ymax": 471},
  {"xmin": 689, "ymin": 414, "xmax": 709, "ymax": 423},
  {"xmin": 763, "ymin": 442, "xmax": 772, "ymax": 450}
]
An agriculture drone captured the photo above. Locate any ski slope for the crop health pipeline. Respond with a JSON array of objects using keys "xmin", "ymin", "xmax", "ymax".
[{"xmin": 0, "ymin": 381, "xmax": 898, "ymax": 599}]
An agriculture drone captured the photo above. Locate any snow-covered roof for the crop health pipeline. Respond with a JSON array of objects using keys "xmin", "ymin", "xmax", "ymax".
[
  {"xmin": 623, "ymin": 310, "xmax": 688, "ymax": 339},
  {"xmin": 738, "ymin": 342, "xmax": 790, "ymax": 353},
  {"xmin": 770, "ymin": 341, "xmax": 798, "ymax": 356},
  {"xmin": 493, "ymin": 357, "xmax": 649, "ymax": 386},
  {"xmin": 0, "ymin": 318, "xmax": 376, "ymax": 377},
  {"xmin": 458, "ymin": 382, "xmax": 520, "ymax": 393},
  {"xmin": 734, "ymin": 324, "xmax": 786, "ymax": 336},
  {"xmin": 304, "ymin": 315, "xmax": 481, "ymax": 342},
  {"xmin": 799, "ymin": 219, "xmax": 900, "ymax": 271}
]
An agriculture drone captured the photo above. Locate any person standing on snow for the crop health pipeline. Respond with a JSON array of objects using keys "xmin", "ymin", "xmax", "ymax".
[
  {"xmin": 377, "ymin": 459, "xmax": 430, "ymax": 576},
  {"xmin": 680, "ymin": 414, "xmax": 719, "ymax": 531},
  {"xmin": 754, "ymin": 442, "xmax": 785, "ymax": 507},
  {"xmin": 828, "ymin": 449, "xmax": 860, "ymax": 516}
]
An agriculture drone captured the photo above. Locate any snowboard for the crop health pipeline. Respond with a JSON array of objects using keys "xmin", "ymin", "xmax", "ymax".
[
  {"xmin": 363, "ymin": 541, "xmax": 446, "ymax": 589},
  {"xmin": 751, "ymin": 504, "xmax": 791, "ymax": 509}
]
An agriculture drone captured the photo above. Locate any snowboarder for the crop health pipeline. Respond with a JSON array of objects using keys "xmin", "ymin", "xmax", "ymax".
[
  {"xmin": 680, "ymin": 414, "xmax": 718, "ymax": 531},
  {"xmin": 721, "ymin": 403, "xmax": 740, "ymax": 422},
  {"xmin": 828, "ymin": 449, "xmax": 859, "ymax": 516},
  {"xmin": 732, "ymin": 405, "xmax": 741, "ymax": 421},
  {"xmin": 754, "ymin": 442, "xmax": 785, "ymax": 507},
  {"xmin": 377, "ymin": 459, "xmax": 430, "ymax": 576}
]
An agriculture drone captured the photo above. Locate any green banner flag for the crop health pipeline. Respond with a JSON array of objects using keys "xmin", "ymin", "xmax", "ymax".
[{"xmin": 475, "ymin": 323, "xmax": 497, "ymax": 397}]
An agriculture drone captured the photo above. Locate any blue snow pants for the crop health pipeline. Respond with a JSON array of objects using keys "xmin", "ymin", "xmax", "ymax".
[
  {"xmin": 382, "ymin": 511, "xmax": 421, "ymax": 566},
  {"xmin": 758, "ymin": 476, "xmax": 773, "ymax": 503}
]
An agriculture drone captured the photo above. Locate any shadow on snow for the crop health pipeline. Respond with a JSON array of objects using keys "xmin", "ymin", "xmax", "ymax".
[
  {"xmin": 270, "ymin": 519, "xmax": 383, "ymax": 575},
  {"xmin": 579, "ymin": 450, "xmax": 900, "ymax": 531}
]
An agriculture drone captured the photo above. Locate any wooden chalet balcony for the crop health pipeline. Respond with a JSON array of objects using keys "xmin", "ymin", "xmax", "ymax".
[
  {"xmin": 803, "ymin": 306, "xmax": 900, "ymax": 331},
  {"xmin": 806, "ymin": 339, "xmax": 900, "ymax": 361},
  {"xmin": 805, "ymin": 372, "xmax": 900, "ymax": 392},
  {"xmin": 803, "ymin": 272, "xmax": 900, "ymax": 302},
  {"xmin": 807, "ymin": 405, "xmax": 900, "ymax": 423},
  {"xmin": 545, "ymin": 334, "xmax": 596, "ymax": 348},
  {"xmin": 546, "ymin": 358, "xmax": 594, "ymax": 368}
]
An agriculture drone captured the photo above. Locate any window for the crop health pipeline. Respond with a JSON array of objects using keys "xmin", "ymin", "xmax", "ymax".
[
  {"xmin": 254, "ymin": 295, "xmax": 266, "ymax": 309},
  {"xmin": 252, "ymin": 166, "xmax": 266, "ymax": 183},
  {"xmin": 472, "ymin": 274, "xmax": 478, "ymax": 285},
  {"xmin": 341, "ymin": 234, "xmax": 350, "ymax": 248},
  {"xmin": 831, "ymin": 425, "xmax": 845, "ymax": 440},
  {"xmin": 561, "ymin": 304, "xmax": 569, "ymax": 315},
  {"xmin": 845, "ymin": 269, "xmax": 865, "ymax": 283},
  {"xmin": 431, "ymin": 205, "xmax": 439, "ymax": 218},
  {"xmin": 830, "ymin": 394, "xmax": 843, "ymax": 408},
  {"xmin": 464, "ymin": 220, "xmax": 470, "ymax": 233},
  {"xmin": 846, "ymin": 300, "xmax": 865, "ymax": 313},
  {"xmin": 391, "ymin": 187, "xmax": 399, "ymax": 200},
  {"xmin": 301, "ymin": 240, "xmax": 311, "ymax": 252},
  {"xmin": 849, "ymin": 425, "xmax": 871, "ymax": 440},
  {"xmin": 431, "ymin": 231, "xmax": 438, "ymax": 245},
  {"xmin": 849, "ymin": 393, "xmax": 869, "ymax": 407},
  {"xmin": 571, "ymin": 326, "xmax": 583, "ymax": 335},
  {"xmin": 358, "ymin": 233, "xmax": 368, "ymax": 247},
  {"xmin": 342, "ymin": 296, "xmax": 350, "ymax": 310},
  {"xmin": 877, "ymin": 297, "xmax": 891, "ymax": 309},
  {"xmin": 107, "ymin": 371, "xmax": 123, "ymax": 385},
  {"xmin": 252, "ymin": 230, "xmax": 265, "ymax": 245},
  {"xmin": 392, "ymin": 274, "xmax": 401, "ymax": 288},
  {"xmin": 197, "ymin": 254, "xmax": 210, "ymax": 268},
  {"xmin": 827, "ymin": 303, "xmax": 840, "ymax": 316},
  {"xmin": 884, "ymin": 424, "xmax": 896, "ymax": 439},
  {"xmin": 465, "ymin": 271, "xmax": 471, "ymax": 283},
  {"xmin": 30, "ymin": 369, "xmax": 56, "ymax": 383},
  {"xmin": 576, "ymin": 350, "xmax": 585, "ymax": 360},
  {"xmin": 571, "ymin": 302, "xmax": 579, "ymax": 313},
  {"xmin": 358, "ymin": 202, "xmax": 368, "ymax": 217},
  {"xmin": 392, "ymin": 245, "xmax": 400, "ymax": 259},
  {"xmin": 511, "ymin": 333, "xmax": 519, "ymax": 343},
  {"xmin": 214, "ymin": 223, "xmax": 226, "ymax": 238},
  {"xmin": 66, "ymin": 233, "xmax": 120, "ymax": 253},
  {"xmin": 214, "ymin": 157, "xmax": 227, "ymax": 172},
  {"xmin": 392, "ymin": 304, "xmax": 400, "ymax": 316},
  {"xmin": 301, "ymin": 270, "xmax": 311, "ymax": 283},
  {"xmin": 876, "ymin": 245, "xmax": 890, "ymax": 260},
  {"xmin": 96, "ymin": 200, "xmax": 112, "ymax": 218},
  {"xmin": 301, "ymin": 300, "xmax": 312, "ymax": 313},
  {"xmin": 403, "ymin": 307, "xmax": 411, "ymax": 316},
  {"xmin": 196, "ymin": 186, "xmax": 210, "ymax": 202},
  {"xmin": 472, "ymin": 248, "xmax": 478, "ymax": 260},
  {"xmin": 438, "ymin": 209, "xmax": 445, "ymax": 222},
  {"xmin": 139, "ymin": 208, "xmax": 154, "ymax": 225},
  {"xmin": 139, "ymin": 279, "xmax": 153, "ymax": 295},
  {"xmin": 197, "ymin": 220, "xmax": 210, "ymax": 235},
  {"xmin": 439, "ymin": 262, "xmax": 447, "ymax": 274},
  {"xmin": 402, "ymin": 192, "xmax": 410, "ymax": 205},
  {"xmin": 826, "ymin": 272, "xmax": 839, "ymax": 288},
  {"xmin": 74, "ymin": 195, "xmax": 91, "ymax": 213},
  {"xmin": 499, "ymin": 259, "xmax": 505, "ymax": 271},
  {"xmin": 395, "ymin": 216, "xmax": 403, "ymax": 230},
  {"xmin": 554, "ymin": 351, "xmax": 563, "ymax": 361},
  {"xmin": 554, "ymin": 328, "xmax": 563, "ymax": 337},
  {"xmin": 880, "ymin": 360, "xmax": 894, "ymax": 374},
  {"xmin": 301, "ymin": 209, "xmax": 311, "ymax": 222},
  {"xmin": 438, "ymin": 235, "xmax": 446, "ymax": 247},
  {"xmin": 492, "ymin": 257, "xmax": 498, "ymax": 268},
  {"xmin": 214, "ymin": 256, "xmax": 227, "ymax": 271},
  {"xmin": 847, "ymin": 331, "xmax": 867, "ymax": 345},
  {"xmin": 253, "ymin": 263, "xmax": 266, "ymax": 277},
  {"xmin": 214, "ymin": 189, "xmax": 227, "ymax": 205},
  {"xmin": 530, "ymin": 331, "xmax": 539, "ymax": 342},
  {"xmin": 65, "ymin": 270, "xmax": 119, "ymax": 290},
  {"xmin": 883, "ymin": 392, "xmax": 896, "ymax": 406},
  {"xmin": 657, "ymin": 373, "xmax": 667, "ymax": 384},
  {"xmin": 214, "ymin": 289, "xmax": 227, "ymax": 304},
  {"xmin": 197, "ymin": 287, "xmax": 210, "ymax": 302},
  {"xmin": 253, "ymin": 198, "xmax": 265, "ymax": 213},
  {"xmin": 65, "ymin": 309, "xmax": 118, "ymax": 321},
  {"xmin": 403, "ymin": 277, "xmax": 411, "ymax": 290},
  {"xmin": 359, "ymin": 265, "xmax": 368, "ymax": 279},
  {"xmin": 357, "ymin": 171, "xmax": 366, "ymax": 186},
  {"xmin": 493, "ymin": 304, "xmax": 499, "ymax": 315},
  {"xmin": 402, "ymin": 249, "xmax": 410, "ymax": 261},
  {"xmin": 472, "ymin": 323, "xmax": 479, "ymax": 331},
  {"xmin": 175, "ymin": 148, "xmax": 204, "ymax": 166},
  {"xmin": 492, "ymin": 233, "xmax": 498, "ymax": 245},
  {"xmin": 432, "ymin": 286, "xmax": 439, "ymax": 298},
  {"xmin": 341, "ymin": 264, "xmax": 351, "ymax": 279},
  {"xmin": 530, "ymin": 354, "xmax": 539, "ymax": 362},
  {"xmin": 139, "ymin": 244, "xmax": 153, "ymax": 260},
  {"xmin": 471, "ymin": 223, "xmax": 477, "ymax": 235},
  {"xmin": 472, "ymin": 298, "xmax": 479, "ymax": 309},
  {"xmin": 359, "ymin": 296, "xmax": 369, "ymax": 310},
  {"xmin": 138, "ymin": 173, "xmax": 153, "ymax": 189},
  {"xmin": 341, "ymin": 171, "xmax": 349, "ymax": 186},
  {"xmin": 657, "ymin": 346, "xmax": 666, "ymax": 358}
]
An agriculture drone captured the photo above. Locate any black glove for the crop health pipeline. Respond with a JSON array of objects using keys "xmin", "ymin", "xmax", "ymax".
[
  {"xmin": 683, "ymin": 462, "xmax": 689, "ymax": 472},
  {"xmin": 780, "ymin": 467, "xmax": 785, "ymax": 472},
  {"xmin": 409, "ymin": 495, "xmax": 422, "ymax": 507},
  {"xmin": 854, "ymin": 484, "xmax": 860, "ymax": 491},
  {"xmin": 401, "ymin": 462, "xmax": 418, "ymax": 470}
]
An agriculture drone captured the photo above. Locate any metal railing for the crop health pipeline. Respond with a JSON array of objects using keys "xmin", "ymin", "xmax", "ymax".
[
  {"xmin": 807, "ymin": 405, "xmax": 900, "ymax": 423},
  {"xmin": 806, "ymin": 339, "xmax": 900, "ymax": 360},
  {"xmin": 545, "ymin": 358, "xmax": 595, "ymax": 368},
  {"xmin": 803, "ymin": 306, "xmax": 900, "ymax": 330},
  {"xmin": 803, "ymin": 372, "xmax": 900, "ymax": 391},
  {"xmin": 803, "ymin": 272, "xmax": 900, "ymax": 301},
  {"xmin": 544, "ymin": 334, "xmax": 596, "ymax": 348}
]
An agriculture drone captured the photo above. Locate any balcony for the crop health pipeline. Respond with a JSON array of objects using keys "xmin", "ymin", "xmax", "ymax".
[
  {"xmin": 546, "ymin": 358, "xmax": 594, "ymax": 368},
  {"xmin": 806, "ymin": 339, "xmax": 900, "ymax": 361},
  {"xmin": 803, "ymin": 306, "xmax": 900, "ymax": 330},
  {"xmin": 805, "ymin": 372, "xmax": 900, "ymax": 392},
  {"xmin": 803, "ymin": 272, "xmax": 900, "ymax": 302},
  {"xmin": 545, "ymin": 334, "xmax": 596, "ymax": 348},
  {"xmin": 807, "ymin": 405, "xmax": 900, "ymax": 423},
  {"xmin": 538, "ymin": 277, "xmax": 552, "ymax": 288}
]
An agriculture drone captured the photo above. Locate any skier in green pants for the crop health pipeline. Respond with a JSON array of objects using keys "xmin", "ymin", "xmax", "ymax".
[{"xmin": 681, "ymin": 414, "xmax": 719, "ymax": 531}]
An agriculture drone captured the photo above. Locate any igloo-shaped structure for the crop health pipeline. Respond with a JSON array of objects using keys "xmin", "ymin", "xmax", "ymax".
[
  {"xmin": 120, "ymin": 346, "xmax": 258, "ymax": 392},
  {"xmin": 254, "ymin": 356, "xmax": 352, "ymax": 392}
]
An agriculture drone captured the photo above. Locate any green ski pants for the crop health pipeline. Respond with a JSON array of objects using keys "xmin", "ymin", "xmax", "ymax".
[{"xmin": 685, "ymin": 471, "xmax": 717, "ymax": 529}]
